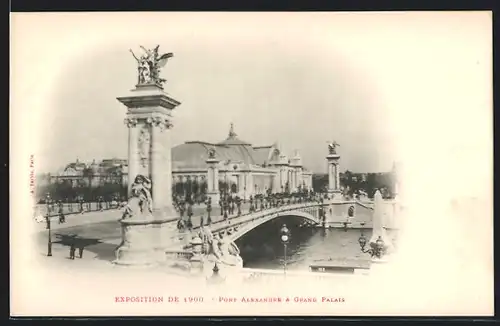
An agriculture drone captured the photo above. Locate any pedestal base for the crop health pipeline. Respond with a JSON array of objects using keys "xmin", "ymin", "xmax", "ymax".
[
  {"xmin": 152, "ymin": 206, "xmax": 178, "ymax": 220},
  {"xmin": 114, "ymin": 217, "xmax": 177, "ymax": 267},
  {"xmin": 114, "ymin": 247, "xmax": 159, "ymax": 267},
  {"xmin": 327, "ymin": 190, "xmax": 343, "ymax": 201}
]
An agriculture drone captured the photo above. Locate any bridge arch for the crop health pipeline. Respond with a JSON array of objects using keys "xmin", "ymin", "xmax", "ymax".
[{"xmin": 225, "ymin": 209, "xmax": 320, "ymax": 242}]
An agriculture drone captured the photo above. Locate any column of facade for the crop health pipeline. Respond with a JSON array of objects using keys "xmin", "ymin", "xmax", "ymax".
[
  {"xmin": 245, "ymin": 171, "xmax": 253, "ymax": 197},
  {"xmin": 272, "ymin": 172, "xmax": 279, "ymax": 192},
  {"xmin": 206, "ymin": 157, "xmax": 219, "ymax": 203},
  {"xmin": 292, "ymin": 169, "xmax": 296, "ymax": 190},
  {"xmin": 296, "ymin": 168, "xmax": 302, "ymax": 191}
]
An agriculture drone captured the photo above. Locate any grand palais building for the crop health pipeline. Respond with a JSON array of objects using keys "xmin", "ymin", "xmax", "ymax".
[{"xmin": 51, "ymin": 124, "xmax": 313, "ymax": 200}]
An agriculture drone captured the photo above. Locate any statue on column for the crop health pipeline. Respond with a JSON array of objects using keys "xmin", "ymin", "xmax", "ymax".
[
  {"xmin": 130, "ymin": 45, "xmax": 174, "ymax": 86},
  {"xmin": 122, "ymin": 175, "xmax": 153, "ymax": 219},
  {"xmin": 327, "ymin": 141, "xmax": 340, "ymax": 155}
]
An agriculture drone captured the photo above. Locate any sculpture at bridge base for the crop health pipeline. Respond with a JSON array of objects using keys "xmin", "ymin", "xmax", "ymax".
[
  {"xmin": 114, "ymin": 175, "xmax": 159, "ymax": 267},
  {"xmin": 194, "ymin": 227, "xmax": 244, "ymax": 281}
]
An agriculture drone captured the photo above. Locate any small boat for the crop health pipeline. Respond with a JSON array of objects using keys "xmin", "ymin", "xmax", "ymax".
[{"xmin": 309, "ymin": 258, "xmax": 371, "ymax": 274}]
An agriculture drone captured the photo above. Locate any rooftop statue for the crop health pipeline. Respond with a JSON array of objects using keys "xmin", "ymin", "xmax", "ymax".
[
  {"xmin": 130, "ymin": 45, "xmax": 174, "ymax": 86},
  {"xmin": 207, "ymin": 147, "xmax": 217, "ymax": 159}
]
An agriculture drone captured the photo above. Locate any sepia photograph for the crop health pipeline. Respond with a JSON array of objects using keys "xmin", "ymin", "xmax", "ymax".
[{"xmin": 10, "ymin": 12, "xmax": 493, "ymax": 316}]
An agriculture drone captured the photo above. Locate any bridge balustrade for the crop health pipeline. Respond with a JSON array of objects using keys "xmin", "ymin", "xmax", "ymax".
[
  {"xmin": 165, "ymin": 249, "xmax": 193, "ymax": 261},
  {"xmin": 170, "ymin": 202, "xmax": 323, "ymax": 248},
  {"xmin": 34, "ymin": 201, "xmax": 120, "ymax": 218}
]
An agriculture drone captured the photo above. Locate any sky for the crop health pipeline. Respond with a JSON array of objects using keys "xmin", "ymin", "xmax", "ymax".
[
  {"xmin": 12, "ymin": 12, "xmax": 492, "ymax": 180},
  {"xmin": 10, "ymin": 13, "xmax": 494, "ymax": 306}
]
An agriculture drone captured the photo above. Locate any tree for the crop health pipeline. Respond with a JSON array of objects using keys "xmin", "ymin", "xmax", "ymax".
[
  {"xmin": 365, "ymin": 173, "xmax": 377, "ymax": 198},
  {"xmin": 312, "ymin": 174, "xmax": 328, "ymax": 192}
]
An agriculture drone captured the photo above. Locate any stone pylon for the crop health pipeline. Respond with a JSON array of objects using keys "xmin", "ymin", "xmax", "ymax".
[
  {"xmin": 326, "ymin": 152, "xmax": 342, "ymax": 200},
  {"xmin": 114, "ymin": 82, "xmax": 181, "ymax": 266},
  {"xmin": 206, "ymin": 153, "xmax": 220, "ymax": 205},
  {"xmin": 369, "ymin": 190, "xmax": 394, "ymax": 253}
]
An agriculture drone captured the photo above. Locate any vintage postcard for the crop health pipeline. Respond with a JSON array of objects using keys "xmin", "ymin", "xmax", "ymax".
[{"xmin": 10, "ymin": 12, "xmax": 493, "ymax": 317}]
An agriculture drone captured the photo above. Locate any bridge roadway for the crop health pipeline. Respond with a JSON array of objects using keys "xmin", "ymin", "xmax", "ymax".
[
  {"xmin": 33, "ymin": 202, "xmax": 258, "ymax": 257},
  {"xmin": 33, "ymin": 199, "xmax": 379, "ymax": 262}
]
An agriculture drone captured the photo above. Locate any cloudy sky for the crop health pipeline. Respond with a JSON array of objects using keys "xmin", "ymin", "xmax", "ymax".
[{"xmin": 12, "ymin": 12, "xmax": 491, "ymax": 179}]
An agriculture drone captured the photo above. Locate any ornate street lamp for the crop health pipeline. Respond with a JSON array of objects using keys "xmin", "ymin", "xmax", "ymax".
[
  {"xmin": 358, "ymin": 233, "xmax": 386, "ymax": 260},
  {"xmin": 232, "ymin": 164, "xmax": 238, "ymax": 195},
  {"xmin": 207, "ymin": 262, "xmax": 225, "ymax": 284},
  {"xmin": 45, "ymin": 193, "xmax": 52, "ymax": 257},
  {"xmin": 280, "ymin": 224, "xmax": 290, "ymax": 276}
]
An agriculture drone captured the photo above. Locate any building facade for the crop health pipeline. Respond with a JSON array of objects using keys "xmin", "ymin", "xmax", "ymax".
[
  {"xmin": 49, "ymin": 124, "xmax": 313, "ymax": 201},
  {"xmin": 50, "ymin": 158, "xmax": 128, "ymax": 188},
  {"xmin": 171, "ymin": 124, "xmax": 313, "ymax": 200}
]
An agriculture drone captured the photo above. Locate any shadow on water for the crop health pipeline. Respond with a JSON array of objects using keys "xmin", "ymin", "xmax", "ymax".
[{"xmin": 235, "ymin": 215, "xmax": 373, "ymax": 271}]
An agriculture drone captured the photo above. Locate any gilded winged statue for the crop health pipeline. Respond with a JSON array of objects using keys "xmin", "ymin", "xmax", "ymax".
[
  {"xmin": 327, "ymin": 141, "xmax": 340, "ymax": 155},
  {"xmin": 130, "ymin": 45, "xmax": 174, "ymax": 86}
]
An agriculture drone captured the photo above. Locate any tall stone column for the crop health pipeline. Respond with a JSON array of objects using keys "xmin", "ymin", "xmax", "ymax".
[
  {"xmin": 148, "ymin": 116, "xmax": 174, "ymax": 213},
  {"xmin": 114, "ymin": 82, "xmax": 181, "ymax": 267},
  {"xmin": 125, "ymin": 118, "xmax": 139, "ymax": 196},
  {"xmin": 206, "ymin": 156, "xmax": 220, "ymax": 204},
  {"xmin": 246, "ymin": 171, "xmax": 254, "ymax": 197},
  {"xmin": 326, "ymin": 153, "xmax": 342, "ymax": 200}
]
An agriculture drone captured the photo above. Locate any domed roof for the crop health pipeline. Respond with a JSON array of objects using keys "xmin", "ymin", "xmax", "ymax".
[{"xmin": 217, "ymin": 123, "xmax": 252, "ymax": 146}]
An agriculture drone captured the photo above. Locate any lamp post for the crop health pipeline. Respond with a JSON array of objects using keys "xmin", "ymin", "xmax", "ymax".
[
  {"xmin": 208, "ymin": 262, "xmax": 225, "ymax": 284},
  {"xmin": 232, "ymin": 164, "xmax": 238, "ymax": 195},
  {"xmin": 358, "ymin": 230, "xmax": 386, "ymax": 260},
  {"xmin": 224, "ymin": 160, "xmax": 230, "ymax": 198},
  {"xmin": 280, "ymin": 224, "xmax": 290, "ymax": 277},
  {"xmin": 45, "ymin": 193, "xmax": 52, "ymax": 257}
]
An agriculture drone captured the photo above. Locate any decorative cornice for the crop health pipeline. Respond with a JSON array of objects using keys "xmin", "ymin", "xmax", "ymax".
[
  {"xmin": 117, "ymin": 92, "xmax": 181, "ymax": 109},
  {"xmin": 146, "ymin": 116, "xmax": 173, "ymax": 130},
  {"xmin": 124, "ymin": 117, "xmax": 138, "ymax": 128}
]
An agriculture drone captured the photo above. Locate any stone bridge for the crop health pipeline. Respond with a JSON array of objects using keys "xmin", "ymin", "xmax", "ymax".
[{"xmin": 167, "ymin": 199, "xmax": 400, "ymax": 250}]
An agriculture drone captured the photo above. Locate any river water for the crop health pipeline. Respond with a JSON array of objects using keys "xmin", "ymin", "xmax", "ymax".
[{"xmin": 235, "ymin": 215, "xmax": 374, "ymax": 271}]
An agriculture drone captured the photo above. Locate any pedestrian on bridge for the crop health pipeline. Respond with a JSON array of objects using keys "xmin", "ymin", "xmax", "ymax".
[
  {"xmin": 223, "ymin": 202, "xmax": 228, "ymax": 220},
  {"xmin": 69, "ymin": 241, "xmax": 76, "ymax": 260},
  {"xmin": 78, "ymin": 244, "xmax": 84, "ymax": 259},
  {"xmin": 236, "ymin": 197, "xmax": 242, "ymax": 216},
  {"xmin": 187, "ymin": 202, "xmax": 193, "ymax": 221},
  {"xmin": 230, "ymin": 200, "xmax": 235, "ymax": 216},
  {"xmin": 58, "ymin": 201, "xmax": 66, "ymax": 224},
  {"xmin": 206, "ymin": 199, "xmax": 212, "ymax": 220},
  {"xmin": 179, "ymin": 205, "xmax": 185, "ymax": 221}
]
